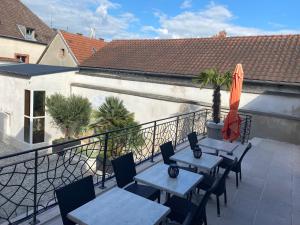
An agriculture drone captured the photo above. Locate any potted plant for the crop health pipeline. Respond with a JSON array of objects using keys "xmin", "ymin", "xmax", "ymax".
[
  {"xmin": 46, "ymin": 94, "xmax": 92, "ymax": 155},
  {"xmin": 193, "ymin": 68, "xmax": 231, "ymax": 139},
  {"xmin": 90, "ymin": 97, "xmax": 143, "ymax": 173}
]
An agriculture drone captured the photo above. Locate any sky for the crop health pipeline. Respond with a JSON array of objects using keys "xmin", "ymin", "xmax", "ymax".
[{"xmin": 22, "ymin": 0, "xmax": 300, "ymax": 40}]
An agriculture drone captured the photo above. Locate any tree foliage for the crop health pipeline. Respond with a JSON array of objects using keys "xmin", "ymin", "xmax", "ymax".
[
  {"xmin": 90, "ymin": 96, "xmax": 143, "ymax": 157},
  {"xmin": 46, "ymin": 94, "xmax": 92, "ymax": 139},
  {"xmin": 193, "ymin": 68, "xmax": 232, "ymax": 123}
]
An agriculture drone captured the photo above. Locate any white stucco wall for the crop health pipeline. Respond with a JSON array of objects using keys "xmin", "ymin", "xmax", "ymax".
[
  {"xmin": 72, "ymin": 74, "xmax": 300, "ymax": 120},
  {"xmin": 0, "ymin": 37, "xmax": 46, "ymax": 63},
  {"xmin": 71, "ymin": 86, "xmax": 200, "ymax": 123},
  {"xmin": 1, "ymin": 70, "xmax": 299, "ymax": 150},
  {"xmin": 0, "ymin": 71, "xmax": 76, "ymax": 149}
]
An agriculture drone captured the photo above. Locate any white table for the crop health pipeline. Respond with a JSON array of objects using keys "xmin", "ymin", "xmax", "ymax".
[
  {"xmin": 67, "ymin": 187, "xmax": 170, "ymax": 225},
  {"xmin": 134, "ymin": 163, "xmax": 203, "ymax": 198},
  {"xmin": 198, "ymin": 137, "xmax": 239, "ymax": 154},
  {"xmin": 170, "ymin": 149, "xmax": 223, "ymax": 171}
]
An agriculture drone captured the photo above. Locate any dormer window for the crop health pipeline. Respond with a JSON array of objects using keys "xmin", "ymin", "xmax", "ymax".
[
  {"xmin": 17, "ymin": 25, "xmax": 36, "ymax": 41},
  {"xmin": 25, "ymin": 27, "xmax": 35, "ymax": 40}
]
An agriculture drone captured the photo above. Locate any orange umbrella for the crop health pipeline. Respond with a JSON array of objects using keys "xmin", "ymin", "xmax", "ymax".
[{"xmin": 222, "ymin": 64, "xmax": 244, "ymax": 141}]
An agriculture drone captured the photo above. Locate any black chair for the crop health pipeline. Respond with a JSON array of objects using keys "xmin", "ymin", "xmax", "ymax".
[
  {"xmin": 187, "ymin": 132, "xmax": 217, "ymax": 156},
  {"xmin": 164, "ymin": 178, "xmax": 218, "ymax": 225},
  {"xmin": 198, "ymin": 157, "xmax": 237, "ymax": 216},
  {"xmin": 55, "ymin": 176, "xmax": 96, "ymax": 225},
  {"xmin": 218, "ymin": 142, "xmax": 252, "ymax": 187},
  {"xmin": 111, "ymin": 152, "xmax": 160, "ymax": 202},
  {"xmin": 160, "ymin": 141, "xmax": 196, "ymax": 172}
]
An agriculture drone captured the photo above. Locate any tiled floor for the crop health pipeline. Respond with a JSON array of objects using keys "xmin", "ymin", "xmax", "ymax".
[{"xmin": 41, "ymin": 137, "xmax": 300, "ymax": 225}]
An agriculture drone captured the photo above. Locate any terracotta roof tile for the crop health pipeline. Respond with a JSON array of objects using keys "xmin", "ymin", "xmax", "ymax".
[
  {"xmin": 82, "ymin": 35, "xmax": 300, "ymax": 84},
  {"xmin": 61, "ymin": 31, "xmax": 106, "ymax": 65},
  {"xmin": 0, "ymin": 0, "xmax": 55, "ymax": 44}
]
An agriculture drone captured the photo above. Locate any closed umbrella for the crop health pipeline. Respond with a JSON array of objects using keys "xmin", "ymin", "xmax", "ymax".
[{"xmin": 222, "ymin": 64, "xmax": 244, "ymax": 141}]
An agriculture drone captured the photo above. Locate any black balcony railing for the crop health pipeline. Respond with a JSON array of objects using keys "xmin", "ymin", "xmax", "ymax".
[{"xmin": 0, "ymin": 109, "xmax": 251, "ymax": 225}]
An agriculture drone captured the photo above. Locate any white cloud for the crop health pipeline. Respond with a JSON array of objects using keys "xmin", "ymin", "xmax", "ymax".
[
  {"xmin": 144, "ymin": 2, "xmax": 300, "ymax": 38},
  {"xmin": 180, "ymin": 0, "xmax": 192, "ymax": 9},
  {"xmin": 21, "ymin": 0, "xmax": 138, "ymax": 40}
]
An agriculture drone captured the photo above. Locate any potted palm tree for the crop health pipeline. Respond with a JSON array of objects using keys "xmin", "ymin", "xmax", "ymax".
[
  {"xmin": 90, "ymin": 96, "xmax": 143, "ymax": 173},
  {"xmin": 193, "ymin": 68, "xmax": 231, "ymax": 139}
]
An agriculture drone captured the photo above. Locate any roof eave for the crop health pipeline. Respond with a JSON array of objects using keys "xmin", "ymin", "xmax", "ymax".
[{"xmin": 0, "ymin": 34, "xmax": 48, "ymax": 45}]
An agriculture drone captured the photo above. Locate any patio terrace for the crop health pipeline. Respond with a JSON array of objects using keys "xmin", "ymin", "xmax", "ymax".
[{"xmin": 22, "ymin": 137, "xmax": 300, "ymax": 225}]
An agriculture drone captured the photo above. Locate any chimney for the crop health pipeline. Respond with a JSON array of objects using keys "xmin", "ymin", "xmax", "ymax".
[{"xmin": 213, "ymin": 30, "xmax": 227, "ymax": 38}]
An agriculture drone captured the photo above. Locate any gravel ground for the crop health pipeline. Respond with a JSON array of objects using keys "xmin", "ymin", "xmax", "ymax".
[{"xmin": 0, "ymin": 141, "xmax": 19, "ymax": 157}]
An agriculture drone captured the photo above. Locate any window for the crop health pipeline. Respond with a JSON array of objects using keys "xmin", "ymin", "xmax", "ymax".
[
  {"xmin": 17, "ymin": 25, "xmax": 36, "ymax": 41},
  {"xmin": 33, "ymin": 118, "xmax": 45, "ymax": 144},
  {"xmin": 24, "ymin": 90, "xmax": 46, "ymax": 144},
  {"xmin": 33, "ymin": 91, "xmax": 45, "ymax": 117},
  {"xmin": 59, "ymin": 48, "xmax": 65, "ymax": 58},
  {"xmin": 92, "ymin": 47, "xmax": 97, "ymax": 55},
  {"xmin": 25, "ymin": 28, "xmax": 35, "ymax": 40},
  {"xmin": 15, "ymin": 53, "xmax": 29, "ymax": 64},
  {"xmin": 24, "ymin": 117, "xmax": 30, "ymax": 143}
]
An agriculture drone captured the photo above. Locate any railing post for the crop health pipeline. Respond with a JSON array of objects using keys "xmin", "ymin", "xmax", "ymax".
[
  {"xmin": 204, "ymin": 109, "xmax": 209, "ymax": 135},
  {"xmin": 30, "ymin": 150, "xmax": 39, "ymax": 225},
  {"xmin": 191, "ymin": 112, "xmax": 196, "ymax": 132},
  {"xmin": 100, "ymin": 133, "xmax": 109, "ymax": 189},
  {"xmin": 174, "ymin": 116, "xmax": 180, "ymax": 148},
  {"xmin": 151, "ymin": 121, "xmax": 157, "ymax": 162},
  {"xmin": 241, "ymin": 116, "xmax": 249, "ymax": 144}
]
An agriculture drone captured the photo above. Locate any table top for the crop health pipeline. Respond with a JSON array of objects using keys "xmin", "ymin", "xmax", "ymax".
[
  {"xmin": 67, "ymin": 187, "xmax": 170, "ymax": 225},
  {"xmin": 170, "ymin": 148, "xmax": 223, "ymax": 171},
  {"xmin": 134, "ymin": 163, "xmax": 203, "ymax": 198},
  {"xmin": 198, "ymin": 137, "xmax": 239, "ymax": 153}
]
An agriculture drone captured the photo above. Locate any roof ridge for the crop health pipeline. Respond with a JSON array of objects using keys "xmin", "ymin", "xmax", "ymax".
[{"xmin": 110, "ymin": 33, "xmax": 300, "ymax": 42}]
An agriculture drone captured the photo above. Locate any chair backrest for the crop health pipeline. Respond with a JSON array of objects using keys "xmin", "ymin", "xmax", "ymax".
[
  {"xmin": 188, "ymin": 132, "xmax": 198, "ymax": 150},
  {"xmin": 238, "ymin": 142, "xmax": 252, "ymax": 164},
  {"xmin": 160, "ymin": 141, "xmax": 176, "ymax": 165},
  {"xmin": 220, "ymin": 157, "xmax": 238, "ymax": 187},
  {"xmin": 55, "ymin": 176, "xmax": 96, "ymax": 225},
  {"xmin": 183, "ymin": 179, "xmax": 218, "ymax": 225},
  {"xmin": 111, "ymin": 152, "xmax": 136, "ymax": 188}
]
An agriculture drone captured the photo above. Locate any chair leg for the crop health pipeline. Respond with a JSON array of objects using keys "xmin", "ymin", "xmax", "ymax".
[
  {"xmin": 204, "ymin": 208, "xmax": 208, "ymax": 225},
  {"xmin": 217, "ymin": 196, "xmax": 220, "ymax": 216},
  {"xmin": 157, "ymin": 192, "xmax": 160, "ymax": 203},
  {"xmin": 224, "ymin": 188, "xmax": 227, "ymax": 205},
  {"xmin": 217, "ymin": 166, "xmax": 220, "ymax": 174},
  {"xmin": 239, "ymin": 170, "xmax": 242, "ymax": 180},
  {"xmin": 235, "ymin": 172, "xmax": 239, "ymax": 188}
]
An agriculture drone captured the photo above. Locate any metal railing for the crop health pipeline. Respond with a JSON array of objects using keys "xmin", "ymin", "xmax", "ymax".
[{"xmin": 0, "ymin": 109, "xmax": 251, "ymax": 225}]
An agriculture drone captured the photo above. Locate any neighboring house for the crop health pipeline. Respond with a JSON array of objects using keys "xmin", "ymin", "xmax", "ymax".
[
  {"xmin": 0, "ymin": 34, "xmax": 299, "ymax": 149},
  {"xmin": 38, "ymin": 31, "xmax": 106, "ymax": 67},
  {"xmin": 78, "ymin": 34, "xmax": 300, "ymax": 144},
  {"xmin": 0, "ymin": 64, "xmax": 77, "ymax": 149},
  {"xmin": 0, "ymin": 0, "xmax": 55, "ymax": 63}
]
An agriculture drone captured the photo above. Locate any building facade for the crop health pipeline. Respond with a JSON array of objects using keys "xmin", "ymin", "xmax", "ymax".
[
  {"xmin": 0, "ymin": 0, "xmax": 55, "ymax": 63},
  {"xmin": 0, "ymin": 64, "xmax": 77, "ymax": 149},
  {"xmin": 38, "ymin": 31, "xmax": 106, "ymax": 67}
]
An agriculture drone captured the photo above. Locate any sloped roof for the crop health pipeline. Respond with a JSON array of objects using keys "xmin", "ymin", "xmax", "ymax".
[
  {"xmin": 82, "ymin": 35, "xmax": 300, "ymax": 84},
  {"xmin": 0, "ymin": 0, "xmax": 55, "ymax": 44},
  {"xmin": 0, "ymin": 64, "xmax": 77, "ymax": 77},
  {"xmin": 60, "ymin": 31, "xmax": 106, "ymax": 65}
]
